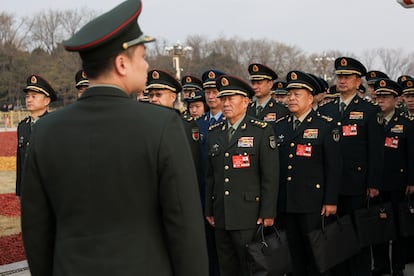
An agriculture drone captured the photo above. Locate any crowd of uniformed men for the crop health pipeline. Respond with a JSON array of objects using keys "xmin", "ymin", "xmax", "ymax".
[{"xmin": 16, "ymin": 1, "xmax": 414, "ymax": 275}]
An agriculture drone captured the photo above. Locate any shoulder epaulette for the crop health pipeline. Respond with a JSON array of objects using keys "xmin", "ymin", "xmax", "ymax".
[
  {"xmin": 275, "ymin": 115, "xmax": 288, "ymax": 124},
  {"xmin": 249, "ymin": 119, "xmax": 267, "ymax": 128},
  {"xmin": 19, "ymin": 116, "xmax": 30, "ymax": 124},
  {"xmin": 318, "ymin": 114, "xmax": 333, "ymax": 122},
  {"xmin": 209, "ymin": 122, "xmax": 224, "ymax": 131}
]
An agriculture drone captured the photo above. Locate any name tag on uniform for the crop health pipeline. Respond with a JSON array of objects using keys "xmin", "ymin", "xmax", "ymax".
[
  {"xmin": 342, "ymin": 124, "xmax": 358, "ymax": 136},
  {"xmin": 349, "ymin": 112, "xmax": 364, "ymax": 120},
  {"xmin": 264, "ymin": 113, "xmax": 276, "ymax": 122},
  {"xmin": 385, "ymin": 137, "xmax": 399, "ymax": 149},
  {"xmin": 238, "ymin": 137, "xmax": 254, "ymax": 147},
  {"xmin": 296, "ymin": 144, "xmax": 312, "ymax": 157},
  {"xmin": 303, "ymin": 129, "xmax": 318, "ymax": 139},
  {"xmin": 391, "ymin": 125, "xmax": 404, "ymax": 133},
  {"xmin": 232, "ymin": 155, "xmax": 251, "ymax": 168}
]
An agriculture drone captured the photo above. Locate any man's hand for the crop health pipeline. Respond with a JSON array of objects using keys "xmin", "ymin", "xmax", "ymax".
[
  {"xmin": 206, "ymin": 216, "xmax": 215, "ymax": 227},
  {"xmin": 321, "ymin": 205, "xmax": 337, "ymax": 217},
  {"xmin": 406, "ymin": 185, "xmax": 414, "ymax": 194},
  {"xmin": 257, "ymin": 218, "xmax": 274, "ymax": 227},
  {"xmin": 367, "ymin": 188, "xmax": 379, "ymax": 198}
]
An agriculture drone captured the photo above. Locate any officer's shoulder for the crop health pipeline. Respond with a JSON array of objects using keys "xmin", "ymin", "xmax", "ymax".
[
  {"xmin": 209, "ymin": 121, "xmax": 224, "ymax": 131},
  {"xmin": 181, "ymin": 112, "xmax": 194, "ymax": 122},
  {"xmin": 19, "ymin": 116, "xmax": 30, "ymax": 125},
  {"xmin": 316, "ymin": 112, "xmax": 334, "ymax": 123},
  {"xmin": 248, "ymin": 118, "xmax": 268, "ymax": 128},
  {"xmin": 361, "ymin": 97, "xmax": 379, "ymax": 107},
  {"xmin": 318, "ymin": 98, "xmax": 337, "ymax": 108},
  {"xmin": 275, "ymin": 115, "xmax": 289, "ymax": 124}
]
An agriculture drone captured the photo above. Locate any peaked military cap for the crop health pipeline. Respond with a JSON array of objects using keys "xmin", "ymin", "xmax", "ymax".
[
  {"xmin": 397, "ymin": 75, "xmax": 413, "ymax": 85},
  {"xmin": 201, "ymin": 69, "xmax": 226, "ymax": 88},
  {"xmin": 374, "ymin": 78, "xmax": 402, "ymax": 97},
  {"xmin": 401, "ymin": 79, "xmax": 414, "ymax": 95},
  {"xmin": 23, "ymin": 74, "xmax": 57, "ymax": 102},
  {"xmin": 63, "ymin": 0, "xmax": 154, "ymax": 63},
  {"xmin": 216, "ymin": 75, "xmax": 254, "ymax": 98},
  {"xmin": 181, "ymin": 75, "xmax": 203, "ymax": 91},
  {"xmin": 75, "ymin": 70, "xmax": 89, "ymax": 89},
  {"xmin": 366, "ymin": 70, "xmax": 389, "ymax": 85},
  {"xmin": 308, "ymin": 73, "xmax": 329, "ymax": 94},
  {"xmin": 286, "ymin": 71, "xmax": 320, "ymax": 95},
  {"xmin": 334, "ymin": 57, "xmax": 367, "ymax": 77},
  {"xmin": 248, "ymin": 63, "xmax": 278, "ymax": 81},
  {"xmin": 184, "ymin": 90, "xmax": 206, "ymax": 104},
  {"xmin": 146, "ymin": 70, "xmax": 182, "ymax": 93},
  {"xmin": 271, "ymin": 81, "xmax": 288, "ymax": 95}
]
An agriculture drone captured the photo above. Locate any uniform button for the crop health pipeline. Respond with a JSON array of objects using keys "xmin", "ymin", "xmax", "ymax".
[
  {"xmin": 224, "ymin": 191, "xmax": 230, "ymax": 196},
  {"xmin": 316, "ymin": 184, "xmax": 321, "ymax": 189},
  {"xmin": 400, "ymin": 169, "xmax": 404, "ymax": 173},
  {"xmin": 287, "ymin": 165, "xmax": 293, "ymax": 170},
  {"xmin": 287, "ymin": 177, "xmax": 292, "ymax": 181},
  {"xmin": 255, "ymin": 196, "xmax": 260, "ymax": 202},
  {"xmin": 290, "ymin": 143, "xmax": 295, "ymax": 147},
  {"xmin": 289, "ymin": 154, "xmax": 293, "ymax": 158},
  {"xmin": 225, "ymin": 152, "xmax": 229, "ymax": 157},
  {"xmin": 337, "ymin": 122, "xmax": 342, "ymax": 126},
  {"xmin": 224, "ymin": 178, "xmax": 229, "ymax": 183},
  {"xmin": 357, "ymin": 167, "xmax": 362, "ymax": 171},
  {"xmin": 224, "ymin": 165, "xmax": 229, "ymax": 170}
]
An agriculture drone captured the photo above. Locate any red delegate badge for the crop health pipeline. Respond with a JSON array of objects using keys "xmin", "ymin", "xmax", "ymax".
[
  {"xmin": 296, "ymin": 144, "xmax": 312, "ymax": 157},
  {"xmin": 384, "ymin": 137, "xmax": 399, "ymax": 149},
  {"xmin": 232, "ymin": 155, "xmax": 251, "ymax": 168},
  {"xmin": 342, "ymin": 124, "xmax": 358, "ymax": 136}
]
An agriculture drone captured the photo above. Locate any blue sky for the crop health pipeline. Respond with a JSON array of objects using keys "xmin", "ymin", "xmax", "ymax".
[{"xmin": 3, "ymin": 0, "xmax": 414, "ymax": 55}]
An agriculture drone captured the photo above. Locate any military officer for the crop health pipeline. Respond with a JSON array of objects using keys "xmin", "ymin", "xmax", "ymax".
[
  {"xmin": 197, "ymin": 69, "xmax": 226, "ymax": 276},
  {"xmin": 75, "ymin": 69, "xmax": 89, "ymax": 98},
  {"xmin": 366, "ymin": 70, "xmax": 389, "ymax": 102},
  {"xmin": 371, "ymin": 79, "xmax": 414, "ymax": 276},
  {"xmin": 16, "ymin": 74, "xmax": 57, "ymax": 196},
  {"xmin": 205, "ymin": 75, "xmax": 279, "ymax": 276},
  {"xmin": 274, "ymin": 71, "xmax": 341, "ymax": 276},
  {"xmin": 247, "ymin": 63, "xmax": 289, "ymax": 124},
  {"xmin": 271, "ymin": 80, "xmax": 289, "ymax": 105},
  {"xmin": 401, "ymin": 79, "xmax": 414, "ymax": 118},
  {"xmin": 147, "ymin": 69, "xmax": 203, "ymax": 184},
  {"xmin": 21, "ymin": 1, "xmax": 208, "ymax": 275},
  {"xmin": 318, "ymin": 57, "xmax": 385, "ymax": 276},
  {"xmin": 185, "ymin": 90, "xmax": 208, "ymax": 119},
  {"xmin": 181, "ymin": 75, "xmax": 203, "ymax": 98}
]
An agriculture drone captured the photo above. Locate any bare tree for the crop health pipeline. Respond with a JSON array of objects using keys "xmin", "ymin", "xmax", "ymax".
[
  {"xmin": 29, "ymin": 10, "xmax": 63, "ymax": 53},
  {"xmin": 60, "ymin": 8, "xmax": 96, "ymax": 37}
]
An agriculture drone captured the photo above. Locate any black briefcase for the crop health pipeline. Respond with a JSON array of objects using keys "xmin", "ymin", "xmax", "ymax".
[
  {"xmin": 353, "ymin": 198, "xmax": 396, "ymax": 247},
  {"xmin": 399, "ymin": 195, "xmax": 414, "ymax": 237},
  {"xmin": 245, "ymin": 225, "xmax": 291, "ymax": 276},
  {"xmin": 307, "ymin": 215, "xmax": 360, "ymax": 273}
]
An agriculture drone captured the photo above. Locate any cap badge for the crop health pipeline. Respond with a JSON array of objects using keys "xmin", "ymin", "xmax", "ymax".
[
  {"xmin": 291, "ymin": 72, "xmax": 297, "ymax": 80},
  {"xmin": 408, "ymin": 80, "xmax": 413, "ymax": 87},
  {"xmin": 340, "ymin": 58, "xmax": 348, "ymax": 66},
  {"xmin": 252, "ymin": 65, "xmax": 259, "ymax": 72},
  {"xmin": 208, "ymin": 71, "xmax": 216, "ymax": 79},
  {"xmin": 370, "ymin": 72, "xmax": 376, "ymax": 78},
  {"xmin": 186, "ymin": 76, "xmax": 192, "ymax": 83},
  {"xmin": 82, "ymin": 71, "xmax": 87, "ymax": 78},
  {"xmin": 152, "ymin": 71, "xmax": 159, "ymax": 79},
  {"xmin": 402, "ymin": 76, "xmax": 408, "ymax": 82},
  {"xmin": 277, "ymin": 82, "xmax": 283, "ymax": 88},
  {"xmin": 31, "ymin": 76, "xmax": 37, "ymax": 84},
  {"xmin": 380, "ymin": 80, "xmax": 386, "ymax": 87},
  {"xmin": 221, "ymin": 77, "xmax": 229, "ymax": 86},
  {"xmin": 190, "ymin": 91, "xmax": 196, "ymax": 98}
]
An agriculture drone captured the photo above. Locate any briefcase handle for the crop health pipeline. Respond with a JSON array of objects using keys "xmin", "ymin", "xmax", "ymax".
[
  {"xmin": 253, "ymin": 224, "xmax": 283, "ymax": 248},
  {"xmin": 321, "ymin": 214, "xmax": 341, "ymax": 233}
]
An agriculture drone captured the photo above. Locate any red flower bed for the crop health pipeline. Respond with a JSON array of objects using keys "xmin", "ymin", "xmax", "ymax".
[
  {"xmin": 0, "ymin": 131, "xmax": 17, "ymax": 157},
  {"xmin": 0, "ymin": 233, "xmax": 26, "ymax": 265},
  {"xmin": 0, "ymin": 193, "xmax": 20, "ymax": 217}
]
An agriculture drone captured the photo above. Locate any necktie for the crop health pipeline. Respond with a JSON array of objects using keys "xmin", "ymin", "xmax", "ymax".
[
  {"xmin": 228, "ymin": 127, "xmax": 236, "ymax": 142},
  {"xmin": 209, "ymin": 117, "xmax": 216, "ymax": 126},
  {"xmin": 294, "ymin": 119, "xmax": 301, "ymax": 130},
  {"xmin": 256, "ymin": 105, "xmax": 263, "ymax": 117},
  {"xmin": 340, "ymin": 102, "xmax": 346, "ymax": 116}
]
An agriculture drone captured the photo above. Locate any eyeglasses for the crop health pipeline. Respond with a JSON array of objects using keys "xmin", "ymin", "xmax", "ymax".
[{"xmin": 149, "ymin": 91, "xmax": 169, "ymax": 98}]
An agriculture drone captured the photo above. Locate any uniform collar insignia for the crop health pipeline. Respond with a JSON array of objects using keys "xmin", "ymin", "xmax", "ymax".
[{"xmin": 241, "ymin": 123, "xmax": 247, "ymax": 130}]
